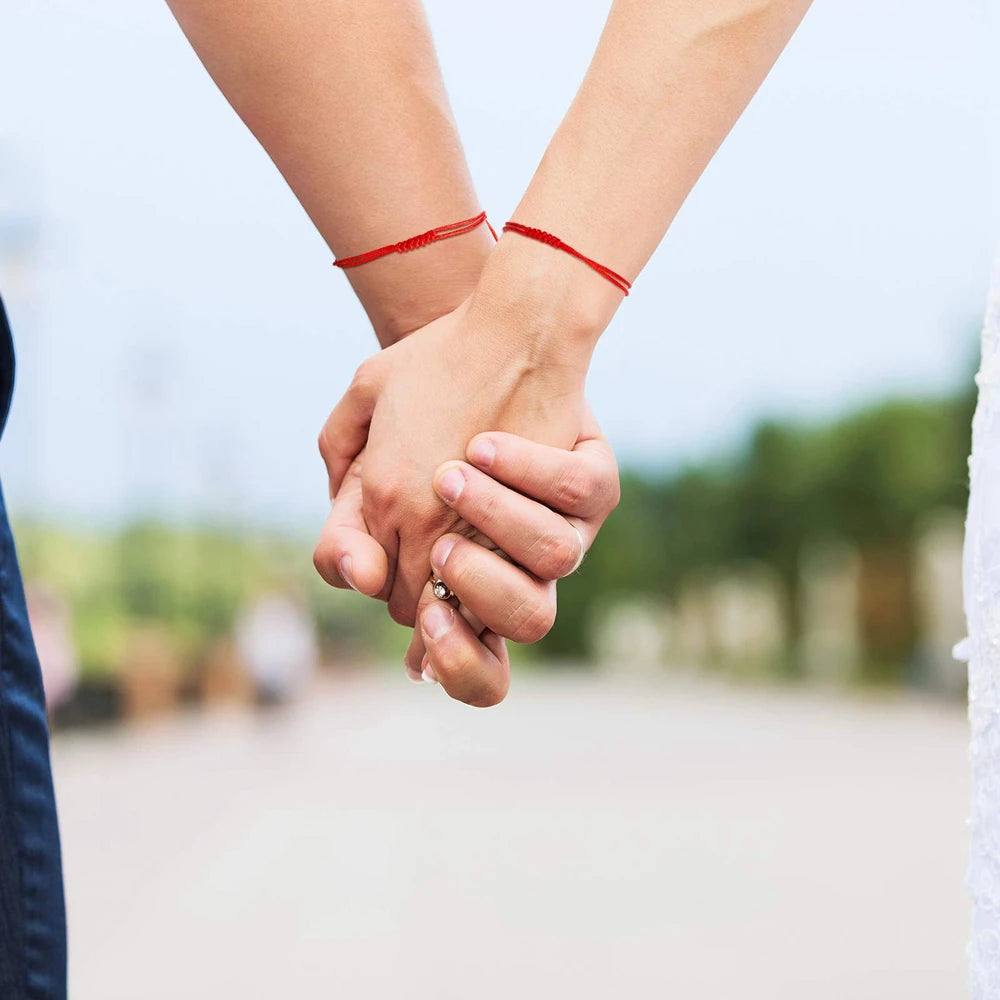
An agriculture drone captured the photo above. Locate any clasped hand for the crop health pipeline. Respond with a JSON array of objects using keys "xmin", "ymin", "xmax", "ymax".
[{"xmin": 314, "ymin": 296, "xmax": 619, "ymax": 706}]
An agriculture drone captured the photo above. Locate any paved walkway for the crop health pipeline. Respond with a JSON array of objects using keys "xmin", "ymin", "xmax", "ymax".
[{"xmin": 53, "ymin": 671, "xmax": 969, "ymax": 999}]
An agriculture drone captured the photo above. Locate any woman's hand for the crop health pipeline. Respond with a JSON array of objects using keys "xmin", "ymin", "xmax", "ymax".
[
  {"xmin": 313, "ymin": 409, "xmax": 620, "ymax": 707},
  {"xmin": 318, "ymin": 277, "xmax": 603, "ymax": 629}
]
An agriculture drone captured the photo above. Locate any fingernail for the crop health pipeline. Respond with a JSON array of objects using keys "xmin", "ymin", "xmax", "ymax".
[
  {"xmin": 431, "ymin": 536, "xmax": 457, "ymax": 573},
  {"xmin": 421, "ymin": 660, "xmax": 438, "ymax": 684},
  {"xmin": 339, "ymin": 555, "xmax": 357, "ymax": 592},
  {"xmin": 436, "ymin": 467, "xmax": 466, "ymax": 504},
  {"xmin": 405, "ymin": 666, "xmax": 424, "ymax": 684},
  {"xmin": 422, "ymin": 603, "xmax": 454, "ymax": 641},
  {"xmin": 468, "ymin": 437, "xmax": 496, "ymax": 469}
]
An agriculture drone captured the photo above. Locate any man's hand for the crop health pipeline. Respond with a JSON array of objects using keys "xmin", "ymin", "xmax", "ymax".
[{"xmin": 314, "ymin": 408, "xmax": 620, "ymax": 707}]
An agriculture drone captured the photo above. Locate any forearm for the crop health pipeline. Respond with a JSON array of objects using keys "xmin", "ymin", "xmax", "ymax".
[
  {"xmin": 477, "ymin": 0, "xmax": 812, "ymax": 349},
  {"xmin": 166, "ymin": 0, "xmax": 491, "ymax": 344}
]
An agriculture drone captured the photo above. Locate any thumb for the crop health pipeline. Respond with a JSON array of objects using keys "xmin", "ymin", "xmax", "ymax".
[
  {"xmin": 319, "ymin": 360, "xmax": 379, "ymax": 497},
  {"xmin": 313, "ymin": 457, "xmax": 390, "ymax": 598}
]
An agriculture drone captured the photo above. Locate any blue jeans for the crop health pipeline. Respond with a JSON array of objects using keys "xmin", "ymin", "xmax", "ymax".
[{"xmin": 0, "ymin": 297, "xmax": 67, "ymax": 999}]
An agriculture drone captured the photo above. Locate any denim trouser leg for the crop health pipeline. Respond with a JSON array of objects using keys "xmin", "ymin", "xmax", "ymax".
[{"xmin": 0, "ymin": 297, "xmax": 68, "ymax": 999}]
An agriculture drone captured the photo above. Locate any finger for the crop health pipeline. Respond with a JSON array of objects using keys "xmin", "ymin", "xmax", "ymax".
[
  {"xmin": 312, "ymin": 460, "xmax": 390, "ymax": 598},
  {"xmin": 430, "ymin": 534, "xmax": 556, "ymax": 645},
  {"xmin": 318, "ymin": 359, "xmax": 380, "ymax": 497},
  {"xmin": 313, "ymin": 516, "xmax": 390, "ymax": 598},
  {"xmin": 433, "ymin": 461, "xmax": 588, "ymax": 580},
  {"xmin": 404, "ymin": 585, "xmax": 486, "ymax": 676},
  {"xmin": 465, "ymin": 430, "xmax": 620, "ymax": 520},
  {"xmin": 457, "ymin": 604, "xmax": 486, "ymax": 635},
  {"xmin": 386, "ymin": 537, "xmax": 435, "ymax": 628},
  {"xmin": 385, "ymin": 497, "xmax": 457, "ymax": 626},
  {"xmin": 404, "ymin": 579, "xmax": 448, "ymax": 678},
  {"xmin": 419, "ymin": 600, "xmax": 510, "ymax": 708}
]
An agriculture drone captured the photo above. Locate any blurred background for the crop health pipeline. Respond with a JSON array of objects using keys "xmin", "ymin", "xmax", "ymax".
[{"xmin": 1, "ymin": 0, "xmax": 998, "ymax": 996}]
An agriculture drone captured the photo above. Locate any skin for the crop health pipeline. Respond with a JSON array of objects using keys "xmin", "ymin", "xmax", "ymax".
[
  {"xmin": 320, "ymin": 0, "xmax": 813, "ymax": 655},
  {"xmin": 315, "ymin": 410, "xmax": 620, "ymax": 706},
  {"xmin": 318, "ymin": 290, "xmax": 598, "ymax": 626},
  {"xmin": 165, "ymin": 0, "xmax": 492, "ymax": 346},
  {"xmin": 168, "ymin": 0, "xmax": 814, "ymax": 704},
  {"xmin": 167, "ymin": 0, "xmax": 622, "ymax": 704}
]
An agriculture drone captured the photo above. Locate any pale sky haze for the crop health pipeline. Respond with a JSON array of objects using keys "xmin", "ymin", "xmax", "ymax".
[{"xmin": 0, "ymin": 0, "xmax": 997, "ymax": 531}]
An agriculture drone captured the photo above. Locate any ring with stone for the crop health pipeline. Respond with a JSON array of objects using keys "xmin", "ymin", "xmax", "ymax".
[{"xmin": 430, "ymin": 576, "xmax": 453, "ymax": 601}]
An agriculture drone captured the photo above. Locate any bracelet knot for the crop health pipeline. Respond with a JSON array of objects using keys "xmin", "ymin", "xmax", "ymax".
[
  {"xmin": 333, "ymin": 211, "xmax": 497, "ymax": 269},
  {"xmin": 395, "ymin": 231, "xmax": 435, "ymax": 254}
]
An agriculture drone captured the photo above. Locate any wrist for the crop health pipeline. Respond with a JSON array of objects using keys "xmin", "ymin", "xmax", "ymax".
[
  {"xmin": 468, "ymin": 230, "xmax": 621, "ymax": 365},
  {"xmin": 347, "ymin": 224, "xmax": 495, "ymax": 348},
  {"xmin": 369, "ymin": 270, "xmax": 478, "ymax": 347}
]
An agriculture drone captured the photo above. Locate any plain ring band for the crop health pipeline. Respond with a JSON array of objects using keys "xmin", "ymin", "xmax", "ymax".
[{"xmin": 569, "ymin": 522, "xmax": 586, "ymax": 574}]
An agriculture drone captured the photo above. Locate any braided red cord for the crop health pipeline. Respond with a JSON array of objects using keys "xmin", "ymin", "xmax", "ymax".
[
  {"xmin": 501, "ymin": 222, "xmax": 631, "ymax": 296},
  {"xmin": 333, "ymin": 211, "xmax": 497, "ymax": 269}
]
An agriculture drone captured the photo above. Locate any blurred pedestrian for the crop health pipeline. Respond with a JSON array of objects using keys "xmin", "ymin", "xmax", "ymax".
[{"xmin": 235, "ymin": 591, "xmax": 318, "ymax": 705}]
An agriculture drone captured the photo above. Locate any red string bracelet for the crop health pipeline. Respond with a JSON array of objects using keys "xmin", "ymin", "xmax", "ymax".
[
  {"xmin": 333, "ymin": 211, "xmax": 497, "ymax": 269},
  {"xmin": 501, "ymin": 222, "xmax": 632, "ymax": 296}
]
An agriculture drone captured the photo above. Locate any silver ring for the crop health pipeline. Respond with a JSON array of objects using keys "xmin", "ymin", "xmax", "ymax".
[
  {"xmin": 569, "ymin": 522, "xmax": 586, "ymax": 574},
  {"xmin": 430, "ymin": 576, "xmax": 453, "ymax": 601}
]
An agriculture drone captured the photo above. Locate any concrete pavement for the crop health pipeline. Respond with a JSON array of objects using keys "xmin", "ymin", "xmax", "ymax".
[{"xmin": 53, "ymin": 670, "xmax": 970, "ymax": 999}]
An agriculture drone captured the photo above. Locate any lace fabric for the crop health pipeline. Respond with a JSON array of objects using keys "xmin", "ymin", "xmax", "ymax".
[{"xmin": 963, "ymin": 257, "xmax": 1000, "ymax": 998}]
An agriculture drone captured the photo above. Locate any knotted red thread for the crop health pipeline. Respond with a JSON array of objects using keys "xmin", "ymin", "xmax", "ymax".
[
  {"xmin": 501, "ymin": 222, "xmax": 631, "ymax": 296},
  {"xmin": 333, "ymin": 211, "xmax": 497, "ymax": 269}
]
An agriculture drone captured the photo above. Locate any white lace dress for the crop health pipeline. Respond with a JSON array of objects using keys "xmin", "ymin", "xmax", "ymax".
[{"xmin": 962, "ymin": 258, "xmax": 1000, "ymax": 998}]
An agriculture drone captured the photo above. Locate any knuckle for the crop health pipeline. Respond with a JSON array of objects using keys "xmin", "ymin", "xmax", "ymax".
[
  {"xmin": 447, "ymin": 554, "xmax": 486, "ymax": 602},
  {"xmin": 449, "ymin": 668, "xmax": 510, "ymax": 708},
  {"xmin": 533, "ymin": 532, "xmax": 580, "ymax": 580},
  {"xmin": 507, "ymin": 596, "xmax": 555, "ymax": 644},
  {"xmin": 608, "ymin": 476, "xmax": 622, "ymax": 512},
  {"xmin": 317, "ymin": 422, "xmax": 342, "ymax": 470},
  {"xmin": 553, "ymin": 469, "xmax": 591, "ymax": 511},
  {"xmin": 462, "ymin": 684, "xmax": 508, "ymax": 709},
  {"xmin": 598, "ymin": 469, "xmax": 622, "ymax": 514},
  {"xmin": 360, "ymin": 475, "xmax": 394, "ymax": 518},
  {"xmin": 350, "ymin": 357, "xmax": 380, "ymax": 395},
  {"xmin": 472, "ymin": 488, "xmax": 502, "ymax": 526}
]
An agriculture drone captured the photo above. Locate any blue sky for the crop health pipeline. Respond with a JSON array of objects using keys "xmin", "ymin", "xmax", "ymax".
[{"xmin": 0, "ymin": 0, "xmax": 997, "ymax": 531}]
